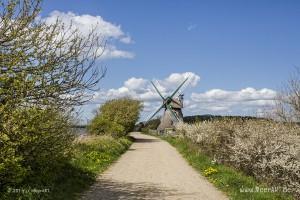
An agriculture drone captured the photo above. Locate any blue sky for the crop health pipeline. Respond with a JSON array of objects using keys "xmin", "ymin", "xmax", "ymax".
[{"xmin": 41, "ymin": 0, "xmax": 300, "ymax": 122}]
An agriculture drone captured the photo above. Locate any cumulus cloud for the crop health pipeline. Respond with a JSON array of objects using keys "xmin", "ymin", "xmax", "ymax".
[
  {"xmin": 42, "ymin": 11, "xmax": 134, "ymax": 59},
  {"xmin": 152, "ymin": 72, "xmax": 201, "ymax": 95},
  {"xmin": 93, "ymin": 72, "xmax": 200, "ymax": 103},
  {"xmin": 124, "ymin": 78, "xmax": 148, "ymax": 92},
  {"xmin": 85, "ymin": 72, "xmax": 277, "ymax": 121},
  {"xmin": 90, "ymin": 72, "xmax": 200, "ymax": 120},
  {"xmin": 188, "ymin": 88, "xmax": 277, "ymax": 115},
  {"xmin": 191, "ymin": 87, "xmax": 276, "ymax": 103},
  {"xmin": 164, "ymin": 72, "xmax": 200, "ymax": 87}
]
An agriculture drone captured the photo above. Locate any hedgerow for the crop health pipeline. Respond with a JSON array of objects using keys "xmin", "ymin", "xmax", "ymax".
[{"xmin": 175, "ymin": 119, "xmax": 300, "ymax": 198}]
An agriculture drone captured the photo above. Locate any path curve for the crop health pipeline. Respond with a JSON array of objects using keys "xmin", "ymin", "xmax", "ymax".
[{"xmin": 81, "ymin": 132, "xmax": 228, "ymax": 200}]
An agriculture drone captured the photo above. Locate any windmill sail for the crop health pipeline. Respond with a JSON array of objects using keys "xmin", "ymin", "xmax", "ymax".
[{"xmin": 145, "ymin": 77, "xmax": 189, "ymax": 131}]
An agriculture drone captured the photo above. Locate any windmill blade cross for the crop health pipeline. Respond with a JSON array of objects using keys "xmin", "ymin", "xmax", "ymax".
[
  {"xmin": 166, "ymin": 104, "xmax": 179, "ymax": 122},
  {"xmin": 151, "ymin": 81, "xmax": 165, "ymax": 100},
  {"xmin": 171, "ymin": 98, "xmax": 182, "ymax": 107},
  {"xmin": 176, "ymin": 77, "xmax": 193, "ymax": 97},
  {"xmin": 146, "ymin": 104, "xmax": 164, "ymax": 123},
  {"xmin": 169, "ymin": 77, "xmax": 189, "ymax": 99}
]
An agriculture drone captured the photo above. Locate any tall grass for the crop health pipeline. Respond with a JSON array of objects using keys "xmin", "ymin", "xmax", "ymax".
[{"xmin": 175, "ymin": 119, "xmax": 300, "ymax": 199}]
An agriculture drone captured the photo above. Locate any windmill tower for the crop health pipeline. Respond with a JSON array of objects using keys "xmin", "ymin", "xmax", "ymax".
[{"xmin": 146, "ymin": 78, "xmax": 188, "ymax": 131}]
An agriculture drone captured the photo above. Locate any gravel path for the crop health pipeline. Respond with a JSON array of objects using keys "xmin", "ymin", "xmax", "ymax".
[{"xmin": 81, "ymin": 132, "xmax": 228, "ymax": 200}]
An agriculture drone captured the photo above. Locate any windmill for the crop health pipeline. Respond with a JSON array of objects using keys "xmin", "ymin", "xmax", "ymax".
[{"xmin": 146, "ymin": 77, "xmax": 189, "ymax": 131}]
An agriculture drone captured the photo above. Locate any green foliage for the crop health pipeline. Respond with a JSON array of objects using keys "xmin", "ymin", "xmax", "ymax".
[
  {"xmin": 0, "ymin": 0, "xmax": 107, "ymax": 199},
  {"xmin": 0, "ymin": 107, "xmax": 74, "ymax": 199},
  {"xmin": 88, "ymin": 116, "xmax": 125, "ymax": 137},
  {"xmin": 89, "ymin": 98, "xmax": 143, "ymax": 137},
  {"xmin": 1, "ymin": 135, "xmax": 132, "ymax": 200},
  {"xmin": 50, "ymin": 136, "xmax": 132, "ymax": 200}
]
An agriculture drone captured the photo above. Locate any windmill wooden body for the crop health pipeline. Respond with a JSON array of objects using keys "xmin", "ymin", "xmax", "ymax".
[{"xmin": 147, "ymin": 78, "xmax": 188, "ymax": 132}]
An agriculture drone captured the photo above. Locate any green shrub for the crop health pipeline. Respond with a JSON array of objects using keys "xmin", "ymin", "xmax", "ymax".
[
  {"xmin": 0, "ymin": 107, "xmax": 74, "ymax": 198},
  {"xmin": 88, "ymin": 116, "xmax": 125, "ymax": 137},
  {"xmin": 89, "ymin": 98, "xmax": 143, "ymax": 137}
]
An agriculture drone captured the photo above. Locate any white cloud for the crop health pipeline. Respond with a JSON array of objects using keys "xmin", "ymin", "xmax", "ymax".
[
  {"xmin": 165, "ymin": 72, "xmax": 200, "ymax": 87},
  {"xmin": 120, "ymin": 36, "xmax": 133, "ymax": 44},
  {"xmin": 191, "ymin": 87, "xmax": 276, "ymax": 103},
  {"xmin": 188, "ymin": 88, "xmax": 277, "ymax": 115},
  {"xmin": 84, "ymin": 72, "xmax": 277, "ymax": 121},
  {"xmin": 42, "ymin": 11, "xmax": 134, "ymax": 59},
  {"xmin": 124, "ymin": 77, "xmax": 148, "ymax": 92},
  {"xmin": 95, "ymin": 72, "xmax": 199, "ymax": 101},
  {"xmin": 91, "ymin": 72, "xmax": 200, "ymax": 119},
  {"xmin": 152, "ymin": 72, "xmax": 201, "ymax": 95}
]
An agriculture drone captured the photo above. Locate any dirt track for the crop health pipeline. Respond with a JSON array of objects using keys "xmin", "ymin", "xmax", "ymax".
[{"xmin": 81, "ymin": 132, "xmax": 228, "ymax": 200}]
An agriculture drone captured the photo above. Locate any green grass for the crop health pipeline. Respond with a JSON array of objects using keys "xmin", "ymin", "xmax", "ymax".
[
  {"xmin": 162, "ymin": 136, "xmax": 293, "ymax": 200},
  {"xmin": 50, "ymin": 136, "xmax": 133, "ymax": 200},
  {"xmin": 51, "ymin": 136, "xmax": 132, "ymax": 199},
  {"xmin": 3, "ymin": 135, "xmax": 133, "ymax": 200}
]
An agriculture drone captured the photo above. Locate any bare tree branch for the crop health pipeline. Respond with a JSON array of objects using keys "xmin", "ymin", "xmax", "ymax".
[{"xmin": 0, "ymin": 0, "xmax": 106, "ymax": 109}]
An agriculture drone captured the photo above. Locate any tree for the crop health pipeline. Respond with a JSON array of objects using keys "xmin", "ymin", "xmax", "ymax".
[
  {"xmin": 0, "ymin": 0, "xmax": 106, "ymax": 193},
  {"xmin": 88, "ymin": 117, "xmax": 125, "ymax": 137},
  {"xmin": 275, "ymin": 68, "xmax": 300, "ymax": 122},
  {"xmin": 0, "ymin": 0, "xmax": 106, "ymax": 109},
  {"xmin": 89, "ymin": 98, "xmax": 143, "ymax": 137}
]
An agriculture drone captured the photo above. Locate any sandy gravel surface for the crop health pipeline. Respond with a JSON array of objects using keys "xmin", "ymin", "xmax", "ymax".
[{"xmin": 81, "ymin": 132, "xmax": 228, "ymax": 200}]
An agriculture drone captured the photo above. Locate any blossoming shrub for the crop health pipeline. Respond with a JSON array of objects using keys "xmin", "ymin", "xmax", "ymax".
[{"xmin": 175, "ymin": 119, "xmax": 300, "ymax": 198}]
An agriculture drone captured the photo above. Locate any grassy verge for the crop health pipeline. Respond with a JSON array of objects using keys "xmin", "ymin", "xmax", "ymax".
[
  {"xmin": 162, "ymin": 136, "xmax": 293, "ymax": 200},
  {"xmin": 3, "ymin": 135, "xmax": 132, "ymax": 200},
  {"xmin": 51, "ymin": 135, "xmax": 133, "ymax": 200}
]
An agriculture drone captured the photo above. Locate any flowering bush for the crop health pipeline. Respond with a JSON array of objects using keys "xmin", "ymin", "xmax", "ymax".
[{"xmin": 175, "ymin": 119, "xmax": 300, "ymax": 198}]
